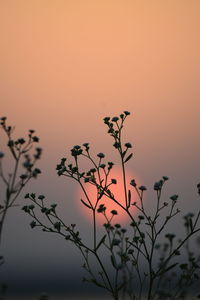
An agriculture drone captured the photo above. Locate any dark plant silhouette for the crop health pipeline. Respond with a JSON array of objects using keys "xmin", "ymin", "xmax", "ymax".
[
  {"xmin": 0, "ymin": 117, "xmax": 42, "ymax": 299},
  {"xmin": 23, "ymin": 112, "xmax": 200, "ymax": 299}
]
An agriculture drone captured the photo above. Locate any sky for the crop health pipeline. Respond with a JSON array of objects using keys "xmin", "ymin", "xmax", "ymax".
[{"xmin": 0, "ymin": 0, "xmax": 200, "ymax": 299}]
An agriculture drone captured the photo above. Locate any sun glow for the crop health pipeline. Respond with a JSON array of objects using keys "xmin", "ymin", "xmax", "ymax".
[{"xmin": 77, "ymin": 167, "xmax": 139, "ymax": 225}]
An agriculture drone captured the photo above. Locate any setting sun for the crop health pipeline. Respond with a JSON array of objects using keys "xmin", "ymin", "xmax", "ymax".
[{"xmin": 77, "ymin": 166, "xmax": 139, "ymax": 225}]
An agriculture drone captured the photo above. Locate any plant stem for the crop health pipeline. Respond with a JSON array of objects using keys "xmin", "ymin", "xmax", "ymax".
[
  {"xmin": 93, "ymin": 209, "xmax": 97, "ymax": 249},
  {"xmin": 94, "ymin": 252, "xmax": 114, "ymax": 296},
  {"xmin": 121, "ymin": 158, "xmax": 128, "ymax": 208}
]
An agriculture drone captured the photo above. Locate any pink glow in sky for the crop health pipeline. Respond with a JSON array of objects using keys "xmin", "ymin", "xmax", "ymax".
[{"xmin": 0, "ymin": 1, "xmax": 200, "ymax": 297}]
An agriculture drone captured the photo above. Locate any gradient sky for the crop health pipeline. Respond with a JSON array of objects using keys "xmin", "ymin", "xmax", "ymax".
[{"xmin": 1, "ymin": 0, "xmax": 200, "ymax": 299}]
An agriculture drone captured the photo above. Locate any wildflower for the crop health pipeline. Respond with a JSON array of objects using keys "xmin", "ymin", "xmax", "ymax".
[
  {"xmin": 112, "ymin": 239, "xmax": 120, "ymax": 246},
  {"xmin": 133, "ymin": 236, "xmax": 140, "ymax": 243},
  {"xmin": 72, "ymin": 167, "xmax": 78, "ymax": 173},
  {"xmin": 108, "ymin": 128, "xmax": 114, "ymax": 134},
  {"xmin": 197, "ymin": 183, "xmax": 200, "ymax": 194},
  {"xmin": 74, "ymin": 145, "xmax": 81, "ymax": 149},
  {"xmin": 97, "ymin": 204, "xmax": 106, "ymax": 213},
  {"xmin": 45, "ymin": 209, "xmax": 51, "ymax": 215},
  {"xmin": 83, "ymin": 142, "xmax": 89, "ymax": 149},
  {"xmin": 165, "ymin": 233, "xmax": 175, "ymax": 242},
  {"xmin": 99, "ymin": 164, "xmax": 106, "ymax": 169},
  {"xmin": 0, "ymin": 116, "xmax": 7, "ymax": 121},
  {"xmin": 114, "ymin": 224, "xmax": 121, "ymax": 228},
  {"xmin": 29, "ymin": 205, "xmax": 35, "ymax": 210},
  {"xmin": 139, "ymin": 186, "xmax": 147, "ymax": 191},
  {"xmin": 34, "ymin": 147, "xmax": 42, "ymax": 159},
  {"xmin": 113, "ymin": 142, "xmax": 120, "ymax": 149},
  {"xmin": 112, "ymin": 116, "xmax": 119, "ymax": 122},
  {"xmin": 111, "ymin": 179, "xmax": 117, "ymax": 184},
  {"xmin": 124, "ymin": 111, "xmax": 130, "ymax": 116},
  {"xmin": 0, "ymin": 152, "xmax": 5, "ymax": 158},
  {"xmin": 154, "ymin": 181, "xmax": 162, "ymax": 191},
  {"xmin": 140, "ymin": 232, "xmax": 145, "ymax": 239},
  {"xmin": 170, "ymin": 194, "xmax": 178, "ymax": 201},
  {"xmin": 23, "ymin": 160, "xmax": 32, "ymax": 169},
  {"xmin": 128, "ymin": 249, "xmax": 134, "ymax": 254},
  {"xmin": 111, "ymin": 210, "xmax": 118, "ymax": 215},
  {"xmin": 103, "ymin": 117, "xmax": 110, "ymax": 124},
  {"xmin": 32, "ymin": 168, "xmax": 41, "ymax": 177},
  {"xmin": 30, "ymin": 221, "xmax": 36, "ymax": 228},
  {"xmin": 51, "ymin": 203, "xmax": 57, "ymax": 208},
  {"xmin": 22, "ymin": 205, "xmax": 30, "ymax": 213},
  {"xmin": 97, "ymin": 152, "xmax": 105, "ymax": 158},
  {"xmin": 20, "ymin": 174, "xmax": 28, "ymax": 180},
  {"xmin": 8, "ymin": 140, "xmax": 14, "ymax": 147},
  {"xmin": 108, "ymin": 162, "xmax": 114, "ymax": 169},
  {"xmin": 29, "ymin": 129, "xmax": 35, "ymax": 134},
  {"xmin": 130, "ymin": 220, "xmax": 137, "ymax": 227},
  {"xmin": 125, "ymin": 142, "xmax": 132, "ymax": 148},
  {"xmin": 54, "ymin": 222, "xmax": 61, "ymax": 231},
  {"xmin": 71, "ymin": 147, "xmax": 82, "ymax": 156},
  {"xmin": 32, "ymin": 136, "xmax": 39, "ymax": 142},
  {"xmin": 57, "ymin": 169, "xmax": 64, "ymax": 176},
  {"xmin": 130, "ymin": 179, "xmax": 137, "ymax": 187},
  {"xmin": 17, "ymin": 138, "xmax": 25, "ymax": 144}
]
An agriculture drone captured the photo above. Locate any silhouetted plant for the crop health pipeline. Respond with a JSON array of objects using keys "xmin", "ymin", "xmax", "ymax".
[
  {"xmin": 23, "ymin": 112, "xmax": 200, "ymax": 299},
  {"xmin": 0, "ymin": 117, "xmax": 42, "ymax": 299},
  {"xmin": 0, "ymin": 117, "xmax": 42, "ymax": 265}
]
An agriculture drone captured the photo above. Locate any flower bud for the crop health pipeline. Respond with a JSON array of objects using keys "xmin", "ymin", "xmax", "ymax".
[{"xmin": 0, "ymin": 152, "xmax": 4, "ymax": 158}]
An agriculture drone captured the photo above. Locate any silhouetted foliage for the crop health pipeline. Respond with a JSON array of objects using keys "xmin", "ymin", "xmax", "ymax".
[
  {"xmin": 24, "ymin": 112, "xmax": 200, "ymax": 299},
  {"xmin": 0, "ymin": 117, "xmax": 42, "ymax": 299}
]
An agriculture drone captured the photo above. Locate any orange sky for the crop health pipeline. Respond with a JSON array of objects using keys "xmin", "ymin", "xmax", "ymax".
[
  {"xmin": 1, "ymin": 0, "xmax": 200, "ymax": 296},
  {"xmin": 1, "ymin": 0, "xmax": 200, "ymax": 216}
]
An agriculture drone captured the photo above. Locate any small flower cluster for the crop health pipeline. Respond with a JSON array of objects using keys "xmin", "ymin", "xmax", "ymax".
[
  {"xmin": 56, "ymin": 143, "xmax": 118, "ymax": 205},
  {"xmin": 0, "ymin": 117, "xmax": 42, "ymax": 181},
  {"xmin": 23, "ymin": 193, "xmax": 82, "ymax": 245},
  {"xmin": 22, "ymin": 111, "xmax": 200, "ymax": 300},
  {"xmin": 153, "ymin": 176, "xmax": 168, "ymax": 191},
  {"xmin": 197, "ymin": 183, "xmax": 200, "ymax": 195},
  {"xmin": 0, "ymin": 117, "xmax": 42, "ymax": 269},
  {"xmin": 103, "ymin": 111, "xmax": 133, "ymax": 164}
]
